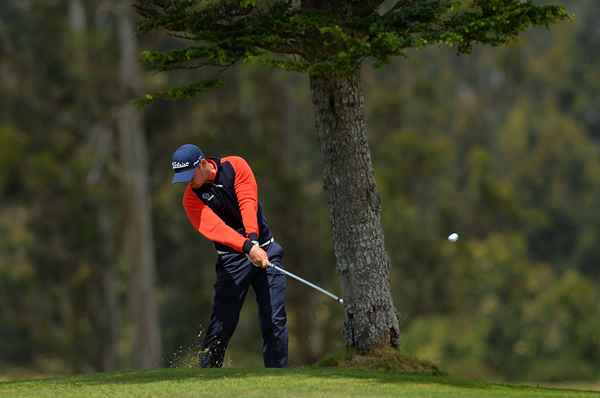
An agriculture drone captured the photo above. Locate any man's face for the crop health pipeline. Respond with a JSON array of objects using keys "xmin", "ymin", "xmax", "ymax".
[{"xmin": 190, "ymin": 159, "xmax": 211, "ymax": 188}]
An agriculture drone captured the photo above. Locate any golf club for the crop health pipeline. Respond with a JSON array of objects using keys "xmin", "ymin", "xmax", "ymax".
[{"xmin": 267, "ymin": 261, "xmax": 344, "ymax": 305}]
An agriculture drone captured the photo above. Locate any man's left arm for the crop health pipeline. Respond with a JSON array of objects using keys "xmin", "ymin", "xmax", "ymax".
[{"xmin": 227, "ymin": 156, "xmax": 260, "ymax": 241}]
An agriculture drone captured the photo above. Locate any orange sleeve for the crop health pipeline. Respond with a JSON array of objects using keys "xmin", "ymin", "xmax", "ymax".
[
  {"xmin": 182, "ymin": 184, "xmax": 247, "ymax": 252},
  {"xmin": 225, "ymin": 156, "xmax": 259, "ymax": 239}
]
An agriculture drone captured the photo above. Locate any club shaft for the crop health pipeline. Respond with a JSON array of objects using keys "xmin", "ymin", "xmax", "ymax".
[{"xmin": 268, "ymin": 262, "xmax": 343, "ymax": 304}]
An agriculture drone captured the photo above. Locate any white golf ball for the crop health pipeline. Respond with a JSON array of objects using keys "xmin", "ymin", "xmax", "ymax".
[{"xmin": 448, "ymin": 233, "xmax": 459, "ymax": 242}]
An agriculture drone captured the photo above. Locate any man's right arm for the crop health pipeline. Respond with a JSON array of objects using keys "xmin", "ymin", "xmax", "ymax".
[{"xmin": 182, "ymin": 185, "xmax": 255, "ymax": 254}]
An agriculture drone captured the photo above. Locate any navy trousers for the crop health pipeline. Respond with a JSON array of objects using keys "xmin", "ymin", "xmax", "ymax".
[{"xmin": 199, "ymin": 241, "xmax": 288, "ymax": 368}]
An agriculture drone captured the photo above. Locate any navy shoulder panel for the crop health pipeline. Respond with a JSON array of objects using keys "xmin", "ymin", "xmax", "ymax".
[{"xmin": 216, "ymin": 158, "xmax": 236, "ymax": 188}]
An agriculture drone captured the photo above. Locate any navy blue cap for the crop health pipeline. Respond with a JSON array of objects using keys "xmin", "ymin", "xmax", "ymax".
[{"xmin": 171, "ymin": 144, "xmax": 204, "ymax": 184}]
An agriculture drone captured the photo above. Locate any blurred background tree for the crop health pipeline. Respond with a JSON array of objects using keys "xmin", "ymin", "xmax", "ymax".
[{"xmin": 0, "ymin": 0, "xmax": 599, "ymax": 382}]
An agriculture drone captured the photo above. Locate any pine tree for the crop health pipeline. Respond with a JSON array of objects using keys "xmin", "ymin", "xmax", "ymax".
[{"xmin": 135, "ymin": 0, "xmax": 568, "ymax": 353}]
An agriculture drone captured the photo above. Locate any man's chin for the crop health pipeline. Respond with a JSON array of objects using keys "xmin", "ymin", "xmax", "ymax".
[{"xmin": 190, "ymin": 179, "xmax": 205, "ymax": 189}]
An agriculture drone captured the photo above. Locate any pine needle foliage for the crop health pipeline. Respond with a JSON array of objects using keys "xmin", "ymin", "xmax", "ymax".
[{"xmin": 136, "ymin": 0, "xmax": 569, "ymax": 102}]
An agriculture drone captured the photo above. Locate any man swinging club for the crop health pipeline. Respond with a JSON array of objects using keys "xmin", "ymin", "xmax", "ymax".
[{"xmin": 171, "ymin": 144, "xmax": 288, "ymax": 368}]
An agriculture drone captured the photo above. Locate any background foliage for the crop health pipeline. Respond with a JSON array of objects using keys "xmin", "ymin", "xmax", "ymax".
[{"xmin": 0, "ymin": 0, "xmax": 599, "ymax": 382}]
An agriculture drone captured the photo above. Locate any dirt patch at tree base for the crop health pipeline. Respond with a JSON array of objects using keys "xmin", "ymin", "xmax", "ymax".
[{"xmin": 317, "ymin": 347, "xmax": 444, "ymax": 375}]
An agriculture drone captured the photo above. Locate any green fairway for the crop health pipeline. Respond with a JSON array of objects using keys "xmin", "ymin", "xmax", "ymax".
[{"xmin": 0, "ymin": 368, "xmax": 597, "ymax": 398}]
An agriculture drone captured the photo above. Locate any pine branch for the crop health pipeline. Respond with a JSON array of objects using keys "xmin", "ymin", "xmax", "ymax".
[{"xmin": 136, "ymin": 0, "xmax": 570, "ymax": 97}]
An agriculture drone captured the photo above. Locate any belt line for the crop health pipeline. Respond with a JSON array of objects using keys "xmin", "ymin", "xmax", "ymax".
[{"xmin": 217, "ymin": 237, "xmax": 274, "ymax": 255}]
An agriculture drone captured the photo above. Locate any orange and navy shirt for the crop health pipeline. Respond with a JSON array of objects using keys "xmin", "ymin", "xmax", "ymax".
[{"xmin": 182, "ymin": 156, "xmax": 272, "ymax": 254}]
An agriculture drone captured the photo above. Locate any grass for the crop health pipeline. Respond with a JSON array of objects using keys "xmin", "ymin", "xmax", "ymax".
[{"xmin": 1, "ymin": 368, "xmax": 598, "ymax": 398}]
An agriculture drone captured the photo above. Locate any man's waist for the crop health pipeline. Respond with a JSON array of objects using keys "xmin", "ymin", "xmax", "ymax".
[{"xmin": 214, "ymin": 235, "xmax": 274, "ymax": 255}]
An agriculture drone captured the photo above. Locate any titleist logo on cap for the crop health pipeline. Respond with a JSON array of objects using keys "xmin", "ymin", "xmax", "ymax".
[
  {"xmin": 172, "ymin": 161, "xmax": 190, "ymax": 170},
  {"xmin": 172, "ymin": 157, "xmax": 201, "ymax": 170}
]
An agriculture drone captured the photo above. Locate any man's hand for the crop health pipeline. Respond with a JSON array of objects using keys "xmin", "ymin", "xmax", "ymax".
[{"xmin": 248, "ymin": 244, "xmax": 269, "ymax": 269}]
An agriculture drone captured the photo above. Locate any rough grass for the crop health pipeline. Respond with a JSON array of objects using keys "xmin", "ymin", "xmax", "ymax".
[{"xmin": 1, "ymin": 368, "xmax": 598, "ymax": 398}]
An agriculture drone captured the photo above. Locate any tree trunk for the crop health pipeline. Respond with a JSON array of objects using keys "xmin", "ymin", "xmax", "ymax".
[
  {"xmin": 70, "ymin": 0, "xmax": 120, "ymax": 371},
  {"xmin": 93, "ymin": 194, "xmax": 121, "ymax": 371},
  {"xmin": 309, "ymin": 68, "xmax": 400, "ymax": 353},
  {"xmin": 68, "ymin": 0, "xmax": 85, "ymax": 34},
  {"xmin": 117, "ymin": 7, "xmax": 162, "ymax": 368},
  {"xmin": 86, "ymin": 123, "xmax": 121, "ymax": 371}
]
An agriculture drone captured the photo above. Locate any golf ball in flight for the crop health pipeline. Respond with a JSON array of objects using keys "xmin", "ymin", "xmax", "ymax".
[{"xmin": 448, "ymin": 233, "xmax": 459, "ymax": 242}]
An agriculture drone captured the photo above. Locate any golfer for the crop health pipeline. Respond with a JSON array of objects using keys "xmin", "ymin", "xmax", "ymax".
[{"xmin": 171, "ymin": 144, "xmax": 288, "ymax": 368}]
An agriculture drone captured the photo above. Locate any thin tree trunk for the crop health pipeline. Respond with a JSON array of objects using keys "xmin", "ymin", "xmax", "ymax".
[
  {"xmin": 70, "ymin": 0, "xmax": 120, "ymax": 371},
  {"xmin": 98, "ymin": 213, "xmax": 120, "ymax": 370},
  {"xmin": 309, "ymin": 68, "xmax": 400, "ymax": 353},
  {"xmin": 117, "ymin": 7, "xmax": 162, "ymax": 368},
  {"xmin": 68, "ymin": 0, "xmax": 86, "ymax": 34},
  {"xmin": 86, "ymin": 124, "xmax": 121, "ymax": 371},
  {"xmin": 87, "ymin": 123, "xmax": 121, "ymax": 371}
]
